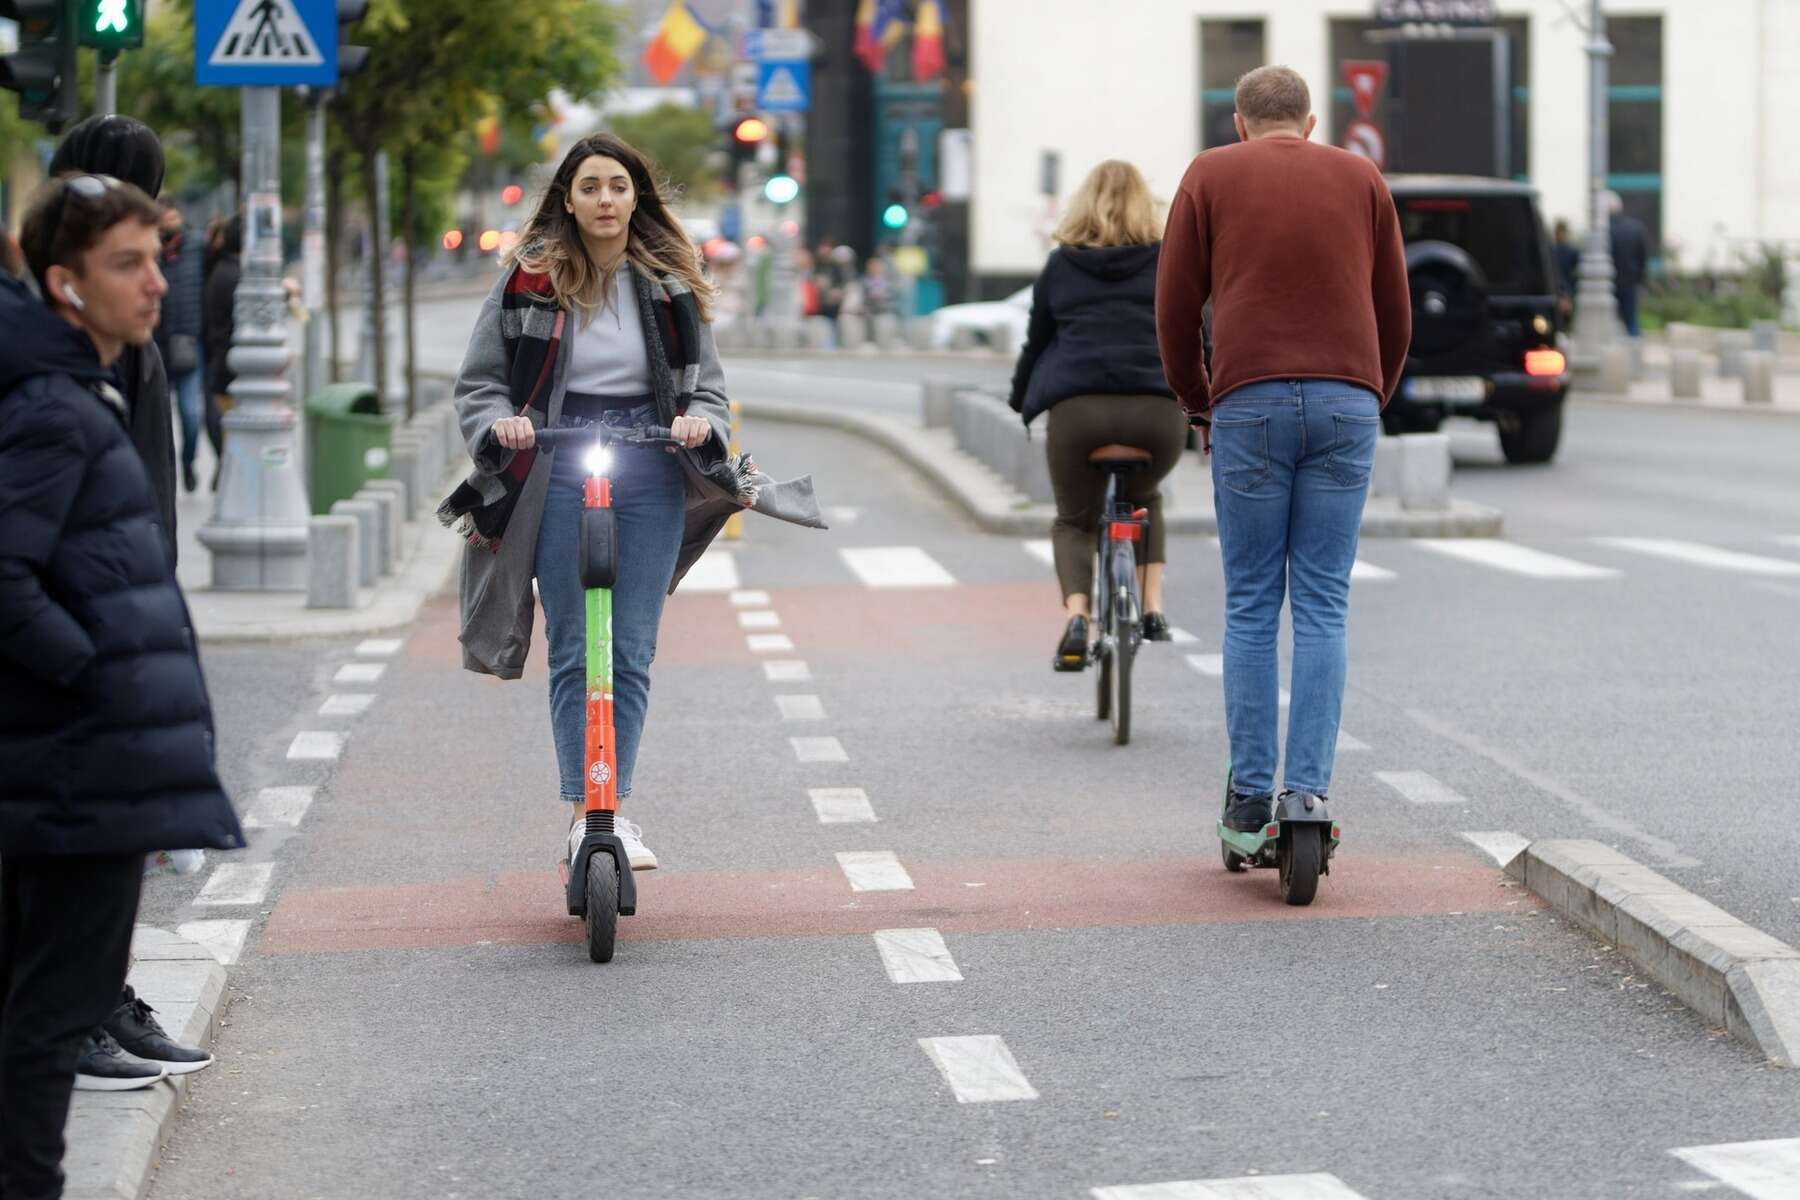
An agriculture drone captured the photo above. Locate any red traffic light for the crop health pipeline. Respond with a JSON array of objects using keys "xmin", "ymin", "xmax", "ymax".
[
  {"xmin": 921, "ymin": 191, "xmax": 943, "ymax": 208},
  {"xmin": 501, "ymin": 185, "xmax": 524, "ymax": 206},
  {"xmin": 734, "ymin": 117, "xmax": 770, "ymax": 144}
]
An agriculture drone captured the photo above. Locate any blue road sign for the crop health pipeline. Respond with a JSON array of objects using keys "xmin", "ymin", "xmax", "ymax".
[
  {"xmin": 195, "ymin": 0, "xmax": 339, "ymax": 87},
  {"xmin": 757, "ymin": 59, "xmax": 809, "ymax": 112}
]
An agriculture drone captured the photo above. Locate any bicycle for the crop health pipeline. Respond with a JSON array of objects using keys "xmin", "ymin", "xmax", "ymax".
[{"xmin": 1087, "ymin": 445, "xmax": 1152, "ymax": 746}]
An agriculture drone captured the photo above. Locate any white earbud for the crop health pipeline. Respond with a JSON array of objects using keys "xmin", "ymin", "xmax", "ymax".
[{"xmin": 64, "ymin": 287, "xmax": 84, "ymax": 312}]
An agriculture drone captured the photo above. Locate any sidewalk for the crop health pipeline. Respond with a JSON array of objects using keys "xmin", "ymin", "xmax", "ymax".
[{"xmin": 1578, "ymin": 330, "xmax": 1800, "ymax": 415}]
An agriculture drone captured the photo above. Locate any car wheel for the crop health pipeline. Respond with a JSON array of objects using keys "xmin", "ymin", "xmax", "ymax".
[{"xmin": 1498, "ymin": 405, "xmax": 1562, "ymax": 464}]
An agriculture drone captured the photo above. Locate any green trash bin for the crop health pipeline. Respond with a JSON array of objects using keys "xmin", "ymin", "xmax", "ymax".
[{"xmin": 305, "ymin": 383, "xmax": 394, "ymax": 515}]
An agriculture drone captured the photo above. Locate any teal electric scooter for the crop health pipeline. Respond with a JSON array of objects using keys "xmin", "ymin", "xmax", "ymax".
[{"xmin": 1217, "ymin": 767, "xmax": 1340, "ymax": 906}]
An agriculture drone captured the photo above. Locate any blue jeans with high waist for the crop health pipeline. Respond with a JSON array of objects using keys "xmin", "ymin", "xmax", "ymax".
[
  {"xmin": 534, "ymin": 402, "xmax": 686, "ymax": 805},
  {"xmin": 1210, "ymin": 380, "xmax": 1380, "ymax": 799}
]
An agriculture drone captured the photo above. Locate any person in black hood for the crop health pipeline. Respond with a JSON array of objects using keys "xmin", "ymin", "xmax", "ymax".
[
  {"xmin": 0, "ymin": 174, "xmax": 244, "ymax": 1199},
  {"xmin": 48, "ymin": 115, "xmax": 178, "ymax": 564},
  {"xmin": 1008, "ymin": 159, "xmax": 1188, "ymax": 668}
]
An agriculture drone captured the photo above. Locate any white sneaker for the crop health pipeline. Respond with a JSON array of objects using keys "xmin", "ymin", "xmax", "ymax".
[{"xmin": 569, "ymin": 813, "xmax": 658, "ymax": 871}]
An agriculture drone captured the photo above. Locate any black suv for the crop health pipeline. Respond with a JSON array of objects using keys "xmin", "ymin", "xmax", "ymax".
[{"xmin": 1386, "ymin": 176, "xmax": 1569, "ymax": 464}]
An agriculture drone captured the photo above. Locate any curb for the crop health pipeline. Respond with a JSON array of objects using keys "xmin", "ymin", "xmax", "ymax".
[
  {"xmin": 1572, "ymin": 390, "xmax": 1800, "ymax": 420},
  {"xmin": 1504, "ymin": 840, "xmax": 1800, "ymax": 1066},
  {"xmin": 63, "ymin": 926, "xmax": 231, "ymax": 1200},
  {"xmin": 739, "ymin": 398, "xmax": 1505, "ymax": 538}
]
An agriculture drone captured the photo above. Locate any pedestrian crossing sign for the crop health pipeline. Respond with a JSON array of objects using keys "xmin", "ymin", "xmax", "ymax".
[
  {"xmin": 194, "ymin": 0, "xmax": 339, "ymax": 87},
  {"xmin": 757, "ymin": 60, "xmax": 809, "ymax": 112}
]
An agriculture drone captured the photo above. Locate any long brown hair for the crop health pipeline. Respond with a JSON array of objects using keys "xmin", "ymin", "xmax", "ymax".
[
  {"xmin": 511, "ymin": 132, "xmax": 714, "ymax": 322},
  {"xmin": 1052, "ymin": 160, "xmax": 1162, "ymax": 249}
]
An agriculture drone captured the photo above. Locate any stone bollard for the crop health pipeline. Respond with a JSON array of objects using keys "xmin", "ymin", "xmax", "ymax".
[
  {"xmin": 983, "ymin": 403, "xmax": 1016, "ymax": 475},
  {"xmin": 1599, "ymin": 343, "xmax": 1633, "ymax": 394},
  {"xmin": 1629, "ymin": 337, "xmax": 1646, "ymax": 381},
  {"xmin": 398, "ymin": 426, "xmax": 441, "ymax": 492},
  {"xmin": 770, "ymin": 320, "xmax": 802, "ymax": 352},
  {"xmin": 1013, "ymin": 425, "xmax": 1055, "ymax": 504},
  {"xmin": 838, "ymin": 313, "xmax": 867, "ymax": 351},
  {"xmin": 352, "ymin": 486, "xmax": 399, "ymax": 576},
  {"xmin": 331, "ymin": 497, "xmax": 381, "ymax": 587},
  {"xmin": 922, "ymin": 377, "xmax": 957, "ymax": 428},
  {"xmin": 803, "ymin": 316, "xmax": 835, "ymax": 350},
  {"xmin": 950, "ymin": 390, "xmax": 980, "ymax": 455},
  {"xmin": 1751, "ymin": 318, "xmax": 1780, "ymax": 356},
  {"xmin": 989, "ymin": 323, "xmax": 1019, "ymax": 355},
  {"xmin": 1717, "ymin": 330, "xmax": 1752, "ymax": 379},
  {"xmin": 1670, "ymin": 349, "xmax": 1703, "ymax": 399},
  {"xmin": 872, "ymin": 313, "xmax": 902, "ymax": 351},
  {"xmin": 1397, "ymin": 432, "xmax": 1451, "ymax": 512},
  {"xmin": 305, "ymin": 515, "xmax": 360, "ymax": 610},
  {"xmin": 388, "ymin": 440, "xmax": 425, "ymax": 521},
  {"xmin": 1371, "ymin": 433, "xmax": 1401, "ymax": 499},
  {"xmin": 1742, "ymin": 350, "xmax": 1776, "ymax": 406},
  {"xmin": 1664, "ymin": 321, "xmax": 1699, "ymax": 352},
  {"xmin": 441, "ymin": 405, "xmax": 466, "ymax": 475},
  {"xmin": 905, "ymin": 317, "xmax": 934, "ymax": 351},
  {"xmin": 358, "ymin": 481, "xmax": 408, "ymax": 567}
]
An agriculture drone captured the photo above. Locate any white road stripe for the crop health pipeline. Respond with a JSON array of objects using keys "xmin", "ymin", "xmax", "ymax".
[
  {"xmin": 918, "ymin": 1035, "xmax": 1038, "ymax": 1103},
  {"xmin": 873, "ymin": 928, "xmax": 963, "ymax": 983},
  {"xmin": 196, "ymin": 862, "xmax": 275, "ymax": 906},
  {"xmin": 244, "ymin": 786, "xmax": 316, "ymax": 829},
  {"xmin": 791, "ymin": 736, "xmax": 848, "ymax": 763},
  {"xmin": 1184, "ymin": 655, "xmax": 1287, "ymax": 706},
  {"xmin": 286, "ymin": 731, "xmax": 345, "ymax": 761},
  {"xmin": 1092, "ymin": 1174, "xmax": 1372, "ymax": 1199},
  {"xmin": 763, "ymin": 659, "xmax": 812, "ymax": 682},
  {"xmin": 825, "ymin": 505, "xmax": 864, "ymax": 526},
  {"xmin": 1351, "ymin": 559, "xmax": 1396, "ymax": 582},
  {"xmin": 737, "ymin": 610, "xmax": 782, "ymax": 629},
  {"xmin": 318, "ymin": 694, "xmax": 374, "ymax": 717},
  {"xmin": 775, "ymin": 694, "xmax": 826, "ymax": 721},
  {"xmin": 1461, "ymin": 830, "xmax": 1530, "ymax": 867},
  {"xmin": 176, "ymin": 919, "xmax": 252, "ymax": 966},
  {"xmin": 746, "ymin": 633, "xmax": 795, "ymax": 653},
  {"xmin": 355, "ymin": 638, "xmax": 403, "ymax": 657},
  {"xmin": 681, "ymin": 550, "xmax": 740, "ymax": 592},
  {"xmin": 1417, "ymin": 539, "xmax": 1619, "ymax": 579},
  {"xmin": 840, "ymin": 546, "xmax": 956, "ymax": 589},
  {"xmin": 1022, "ymin": 539, "xmax": 1056, "ymax": 567},
  {"xmin": 1595, "ymin": 537, "xmax": 1800, "ymax": 577},
  {"xmin": 836, "ymin": 851, "xmax": 913, "ymax": 892},
  {"xmin": 1168, "ymin": 627, "xmax": 1200, "ymax": 644},
  {"xmin": 729, "ymin": 589, "xmax": 770, "ymax": 607},
  {"xmin": 1376, "ymin": 770, "xmax": 1472, "ymax": 806},
  {"xmin": 333, "ymin": 662, "xmax": 386, "ymax": 685},
  {"xmin": 810, "ymin": 787, "xmax": 877, "ymax": 823},
  {"xmin": 1672, "ymin": 1138, "xmax": 1800, "ymax": 1200},
  {"xmin": 1336, "ymin": 730, "xmax": 1370, "ymax": 752}
]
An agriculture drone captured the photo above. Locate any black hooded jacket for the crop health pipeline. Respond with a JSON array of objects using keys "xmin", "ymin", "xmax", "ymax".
[
  {"xmin": 1006, "ymin": 243, "xmax": 1175, "ymax": 426},
  {"xmin": 0, "ymin": 273, "xmax": 243, "ymax": 856}
]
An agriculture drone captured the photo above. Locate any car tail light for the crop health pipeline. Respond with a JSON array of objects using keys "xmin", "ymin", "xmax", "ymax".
[{"xmin": 1524, "ymin": 348, "xmax": 1566, "ymax": 377}]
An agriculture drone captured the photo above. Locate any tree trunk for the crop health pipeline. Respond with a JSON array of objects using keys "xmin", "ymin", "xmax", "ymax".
[
  {"xmin": 359, "ymin": 144, "xmax": 388, "ymax": 410},
  {"xmin": 325, "ymin": 144, "xmax": 344, "ymax": 383},
  {"xmin": 401, "ymin": 147, "xmax": 418, "ymax": 420}
]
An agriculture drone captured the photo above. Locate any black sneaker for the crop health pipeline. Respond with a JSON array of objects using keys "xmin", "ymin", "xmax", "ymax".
[
  {"xmin": 74, "ymin": 1029, "xmax": 166, "ymax": 1091},
  {"xmin": 1053, "ymin": 616, "xmax": 1089, "ymax": 672},
  {"xmin": 104, "ymin": 985, "xmax": 213, "ymax": 1076},
  {"xmin": 1142, "ymin": 612, "xmax": 1172, "ymax": 642},
  {"xmin": 1223, "ymin": 790, "xmax": 1275, "ymax": 834},
  {"xmin": 182, "ymin": 461, "xmax": 198, "ymax": 494}
]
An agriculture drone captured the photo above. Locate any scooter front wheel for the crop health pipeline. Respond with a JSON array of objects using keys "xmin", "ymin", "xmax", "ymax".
[
  {"xmin": 1277, "ymin": 827, "xmax": 1324, "ymax": 906},
  {"xmin": 585, "ymin": 853, "xmax": 620, "ymax": 962}
]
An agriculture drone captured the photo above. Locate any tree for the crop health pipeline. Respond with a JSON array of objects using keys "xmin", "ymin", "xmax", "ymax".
[{"xmin": 606, "ymin": 102, "xmax": 722, "ymax": 206}]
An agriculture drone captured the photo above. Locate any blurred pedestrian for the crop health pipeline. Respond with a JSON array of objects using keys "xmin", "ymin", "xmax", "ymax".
[
  {"xmin": 1007, "ymin": 159, "xmax": 1187, "ymax": 667},
  {"xmin": 860, "ymin": 256, "xmax": 897, "ymax": 318},
  {"xmin": 794, "ymin": 247, "xmax": 819, "ymax": 317},
  {"xmin": 153, "ymin": 203, "xmax": 206, "ymax": 494},
  {"xmin": 2, "ymin": 172, "xmax": 244, "ymax": 1200},
  {"xmin": 1607, "ymin": 191, "xmax": 1649, "ymax": 339},
  {"xmin": 203, "ymin": 214, "xmax": 243, "ymax": 490},
  {"xmin": 1156, "ymin": 65, "xmax": 1410, "ymax": 833},
  {"xmin": 1551, "ymin": 219, "xmax": 1579, "ymax": 324}
]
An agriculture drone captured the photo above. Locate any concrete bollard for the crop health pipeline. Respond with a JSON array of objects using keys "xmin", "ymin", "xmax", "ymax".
[
  {"xmin": 330, "ymin": 498, "xmax": 381, "ymax": 587},
  {"xmin": 983, "ymin": 403, "xmax": 1016, "ymax": 475},
  {"xmin": 441, "ymin": 405, "xmax": 466, "ymax": 474},
  {"xmin": 837, "ymin": 313, "xmax": 867, "ymax": 351},
  {"xmin": 1628, "ymin": 336, "xmax": 1646, "ymax": 381},
  {"xmin": 1664, "ymin": 322, "xmax": 1699, "ymax": 352},
  {"xmin": 1670, "ymin": 349, "xmax": 1703, "ymax": 399},
  {"xmin": 1599, "ymin": 343, "xmax": 1633, "ymax": 394},
  {"xmin": 905, "ymin": 318, "xmax": 934, "ymax": 351},
  {"xmin": 770, "ymin": 320, "xmax": 802, "ymax": 352},
  {"xmin": 1717, "ymin": 330, "xmax": 1752, "ymax": 380},
  {"xmin": 398, "ymin": 426, "xmax": 441, "ymax": 492},
  {"xmin": 1371, "ymin": 433, "xmax": 1401, "ymax": 499},
  {"xmin": 352, "ymin": 486, "xmax": 399, "ymax": 576},
  {"xmin": 1397, "ymin": 432, "xmax": 1451, "ymax": 512},
  {"xmin": 872, "ymin": 313, "xmax": 902, "ymax": 351},
  {"xmin": 803, "ymin": 316, "xmax": 835, "ymax": 350},
  {"xmin": 922, "ymin": 377, "xmax": 957, "ymax": 428},
  {"xmin": 305, "ymin": 515, "xmax": 360, "ymax": 610},
  {"xmin": 1751, "ymin": 318, "xmax": 1780, "ymax": 356},
  {"xmin": 1742, "ymin": 350, "xmax": 1776, "ymax": 406},
  {"xmin": 388, "ymin": 441, "xmax": 425, "ymax": 521},
  {"xmin": 358, "ymin": 481, "xmax": 408, "ymax": 567},
  {"xmin": 950, "ymin": 391, "xmax": 984, "ymax": 457},
  {"xmin": 989, "ymin": 323, "xmax": 1019, "ymax": 355}
]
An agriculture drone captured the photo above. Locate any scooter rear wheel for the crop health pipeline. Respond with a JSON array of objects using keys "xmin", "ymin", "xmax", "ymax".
[
  {"xmin": 1221, "ymin": 841, "xmax": 1247, "ymax": 873},
  {"xmin": 1277, "ymin": 827, "xmax": 1323, "ymax": 906},
  {"xmin": 585, "ymin": 853, "xmax": 619, "ymax": 963}
]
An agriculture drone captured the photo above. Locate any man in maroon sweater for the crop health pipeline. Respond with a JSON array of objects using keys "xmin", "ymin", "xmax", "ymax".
[{"xmin": 1156, "ymin": 65, "xmax": 1410, "ymax": 836}]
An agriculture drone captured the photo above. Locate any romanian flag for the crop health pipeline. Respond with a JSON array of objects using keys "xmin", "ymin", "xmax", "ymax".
[
  {"xmin": 643, "ymin": 1, "xmax": 708, "ymax": 86},
  {"xmin": 912, "ymin": 0, "xmax": 946, "ymax": 81},
  {"xmin": 855, "ymin": 0, "xmax": 908, "ymax": 74}
]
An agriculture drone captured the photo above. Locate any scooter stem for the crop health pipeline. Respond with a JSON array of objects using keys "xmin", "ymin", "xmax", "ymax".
[{"xmin": 583, "ymin": 473, "xmax": 618, "ymax": 821}]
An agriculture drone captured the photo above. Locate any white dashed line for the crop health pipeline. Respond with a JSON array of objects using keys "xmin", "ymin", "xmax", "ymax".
[
  {"xmin": 873, "ymin": 928, "xmax": 963, "ymax": 983},
  {"xmin": 1168, "ymin": 627, "xmax": 1200, "ymax": 644},
  {"xmin": 738, "ymin": 610, "xmax": 782, "ymax": 630},
  {"xmin": 825, "ymin": 505, "xmax": 864, "ymax": 526},
  {"xmin": 1336, "ymin": 730, "xmax": 1370, "ymax": 751},
  {"xmin": 196, "ymin": 862, "xmax": 275, "ymax": 906},
  {"xmin": 333, "ymin": 662, "xmax": 385, "ymax": 685},
  {"xmin": 286, "ymin": 731, "xmax": 345, "ymax": 761},
  {"xmin": 355, "ymin": 638, "xmax": 403, "ymax": 657},
  {"xmin": 1461, "ymin": 830, "xmax": 1530, "ymax": 867},
  {"xmin": 244, "ymin": 786, "xmax": 316, "ymax": 829},
  {"xmin": 836, "ymin": 850, "xmax": 914, "ymax": 892},
  {"xmin": 1022, "ymin": 539, "xmax": 1055, "ymax": 567},
  {"xmin": 1375, "ymin": 770, "xmax": 1471, "ymax": 806},
  {"xmin": 176, "ymin": 919, "xmax": 252, "ymax": 966},
  {"xmin": 318, "ymin": 694, "xmax": 374, "ymax": 717},
  {"xmin": 1417, "ymin": 539, "xmax": 1619, "ymax": 580},
  {"xmin": 681, "ymin": 551, "xmax": 741, "ymax": 592},
  {"xmin": 775, "ymin": 694, "xmax": 826, "ymax": 721},
  {"xmin": 1092, "ymin": 1174, "xmax": 1372, "ymax": 1199},
  {"xmin": 839, "ymin": 546, "xmax": 956, "ymax": 589},
  {"xmin": 1672, "ymin": 1138, "xmax": 1800, "ymax": 1199},
  {"xmin": 809, "ymin": 787, "xmax": 877, "ymax": 823},
  {"xmin": 746, "ymin": 633, "xmax": 796, "ymax": 653},
  {"xmin": 729, "ymin": 589, "xmax": 770, "ymax": 607},
  {"xmin": 1184, "ymin": 654, "xmax": 1287, "ymax": 706},
  {"xmin": 791, "ymin": 736, "xmax": 848, "ymax": 763},
  {"xmin": 1351, "ymin": 559, "xmax": 1395, "ymax": 581},
  {"xmin": 763, "ymin": 660, "xmax": 812, "ymax": 682},
  {"xmin": 1594, "ymin": 537, "xmax": 1800, "ymax": 577},
  {"xmin": 918, "ymin": 1035, "xmax": 1038, "ymax": 1103}
]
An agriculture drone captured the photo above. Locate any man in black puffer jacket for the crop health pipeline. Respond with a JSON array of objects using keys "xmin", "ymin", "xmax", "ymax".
[{"xmin": 1, "ymin": 175, "xmax": 244, "ymax": 1200}]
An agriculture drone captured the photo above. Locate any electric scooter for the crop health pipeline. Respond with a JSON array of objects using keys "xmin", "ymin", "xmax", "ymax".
[
  {"xmin": 1217, "ymin": 767, "xmax": 1341, "ymax": 907},
  {"xmin": 536, "ymin": 420, "xmax": 680, "ymax": 962}
]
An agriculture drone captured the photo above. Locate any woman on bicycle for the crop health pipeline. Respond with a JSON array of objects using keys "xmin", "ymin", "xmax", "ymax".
[
  {"xmin": 1008, "ymin": 159, "xmax": 1189, "ymax": 669},
  {"xmin": 442, "ymin": 133, "xmax": 819, "ymax": 872}
]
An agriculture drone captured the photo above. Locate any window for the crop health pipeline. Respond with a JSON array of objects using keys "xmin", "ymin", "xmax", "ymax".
[
  {"xmin": 1198, "ymin": 19, "xmax": 1265, "ymax": 150},
  {"xmin": 1607, "ymin": 16, "xmax": 1663, "ymax": 255},
  {"xmin": 1396, "ymin": 193, "xmax": 1551, "ymax": 295}
]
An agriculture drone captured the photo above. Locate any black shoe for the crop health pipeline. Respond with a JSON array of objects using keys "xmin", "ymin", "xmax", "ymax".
[
  {"xmin": 1052, "ymin": 616, "xmax": 1088, "ymax": 672},
  {"xmin": 182, "ymin": 461, "xmax": 198, "ymax": 493},
  {"xmin": 74, "ymin": 1029, "xmax": 166, "ymax": 1091},
  {"xmin": 104, "ymin": 985, "xmax": 213, "ymax": 1075},
  {"xmin": 1223, "ymin": 790, "xmax": 1275, "ymax": 834},
  {"xmin": 1142, "ymin": 612, "xmax": 1172, "ymax": 642}
]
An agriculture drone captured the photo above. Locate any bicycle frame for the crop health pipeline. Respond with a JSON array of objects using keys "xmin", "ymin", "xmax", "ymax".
[{"xmin": 1094, "ymin": 471, "xmax": 1148, "ymax": 654}]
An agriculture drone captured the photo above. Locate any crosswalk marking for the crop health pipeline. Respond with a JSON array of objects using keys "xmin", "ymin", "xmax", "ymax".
[
  {"xmin": 918, "ymin": 1035, "xmax": 1038, "ymax": 1102},
  {"xmin": 196, "ymin": 862, "xmax": 275, "ymax": 906},
  {"xmin": 286, "ymin": 731, "xmax": 345, "ymax": 761},
  {"xmin": 729, "ymin": 589, "xmax": 770, "ymax": 607},
  {"xmin": 244, "ymin": 786, "xmax": 316, "ymax": 829},
  {"xmin": 1417, "ymin": 539, "xmax": 1619, "ymax": 579},
  {"xmin": 1351, "ymin": 559, "xmax": 1395, "ymax": 582},
  {"xmin": 1376, "ymin": 770, "xmax": 1471, "ymax": 806},
  {"xmin": 737, "ymin": 610, "xmax": 781, "ymax": 630},
  {"xmin": 333, "ymin": 662, "xmax": 386, "ymax": 685},
  {"xmin": 1672, "ymin": 1138, "xmax": 1800, "ymax": 1199},
  {"xmin": 763, "ymin": 659, "xmax": 812, "ymax": 682},
  {"xmin": 839, "ymin": 546, "xmax": 956, "ymax": 589},
  {"xmin": 825, "ymin": 505, "xmax": 864, "ymax": 526},
  {"xmin": 1184, "ymin": 654, "xmax": 1288, "ymax": 706},
  {"xmin": 791, "ymin": 736, "xmax": 848, "ymax": 763},
  {"xmin": 354, "ymin": 638, "xmax": 403, "ymax": 657},
  {"xmin": 1337, "ymin": 730, "xmax": 1370, "ymax": 751},
  {"xmin": 318, "ymin": 694, "xmax": 374, "ymax": 717},
  {"xmin": 1092, "ymin": 1174, "xmax": 1371, "ymax": 1199},
  {"xmin": 775, "ymin": 694, "xmax": 826, "ymax": 721},
  {"xmin": 681, "ymin": 550, "xmax": 740, "ymax": 592},
  {"xmin": 873, "ymin": 928, "xmax": 963, "ymax": 983},
  {"xmin": 1169, "ymin": 627, "xmax": 1200, "ymax": 644},
  {"xmin": 836, "ymin": 851, "xmax": 913, "ymax": 892},
  {"xmin": 1461, "ymin": 830, "xmax": 1530, "ymax": 866},
  {"xmin": 746, "ymin": 633, "xmax": 795, "ymax": 653},
  {"xmin": 809, "ymin": 787, "xmax": 876, "ymax": 823},
  {"xmin": 176, "ymin": 919, "xmax": 252, "ymax": 966},
  {"xmin": 1022, "ymin": 539, "xmax": 1055, "ymax": 567},
  {"xmin": 1595, "ymin": 537, "xmax": 1800, "ymax": 577}
]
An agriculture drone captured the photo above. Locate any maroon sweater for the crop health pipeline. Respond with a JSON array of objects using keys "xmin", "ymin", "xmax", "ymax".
[{"xmin": 1155, "ymin": 136, "xmax": 1411, "ymax": 423}]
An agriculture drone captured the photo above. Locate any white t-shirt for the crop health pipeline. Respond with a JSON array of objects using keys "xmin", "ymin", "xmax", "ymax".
[{"xmin": 564, "ymin": 266, "xmax": 651, "ymax": 396}]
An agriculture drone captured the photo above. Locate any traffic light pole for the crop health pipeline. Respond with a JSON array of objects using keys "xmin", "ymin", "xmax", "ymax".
[
  {"xmin": 302, "ymin": 87, "xmax": 327, "ymax": 403},
  {"xmin": 94, "ymin": 48, "xmax": 116, "ymax": 114}
]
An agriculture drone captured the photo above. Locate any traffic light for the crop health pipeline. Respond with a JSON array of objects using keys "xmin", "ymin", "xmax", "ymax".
[
  {"xmin": 0, "ymin": 0, "xmax": 78, "ymax": 130},
  {"xmin": 763, "ymin": 174, "xmax": 798, "ymax": 205},
  {"xmin": 733, "ymin": 117, "xmax": 769, "ymax": 145},
  {"xmin": 881, "ymin": 198, "xmax": 909, "ymax": 231},
  {"xmin": 77, "ymin": 0, "xmax": 141, "ymax": 52},
  {"xmin": 336, "ymin": 0, "xmax": 369, "ymax": 79}
]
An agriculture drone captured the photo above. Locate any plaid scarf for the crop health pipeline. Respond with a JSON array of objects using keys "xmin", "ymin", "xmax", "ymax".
[{"xmin": 437, "ymin": 262, "xmax": 703, "ymax": 552}]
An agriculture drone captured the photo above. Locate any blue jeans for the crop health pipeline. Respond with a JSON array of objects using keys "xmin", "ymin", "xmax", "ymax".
[
  {"xmin": 1210, "ymin": 380, "xmax": 1380, "ymax": 798},
  {"xmin": 171, "ymin": 360, "xmax": 204, "ymax": 469},
  {"xmin": 534, "ymin": 404, "xmax": 686, "ymax": 804}
]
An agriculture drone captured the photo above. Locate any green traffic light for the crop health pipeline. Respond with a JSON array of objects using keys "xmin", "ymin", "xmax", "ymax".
[
  {"xmin": 764, "ymin": 175, "xmax": 799, "ymax": 205},
  {"xmin": 79, "ymin": 0, "xmax": 143, "ymax": 50},
  {"xmin": 96, "ymin": 0, "xmax": 128, "ymax": 33},
  {"xmin": 882, "ymin": 203, "xmax": 908, "ymax": 230}
]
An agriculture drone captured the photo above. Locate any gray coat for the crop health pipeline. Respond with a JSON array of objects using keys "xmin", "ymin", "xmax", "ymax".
[{"xmin": 451, "ymin": 266, "xmax": 824, "ymax": 680}]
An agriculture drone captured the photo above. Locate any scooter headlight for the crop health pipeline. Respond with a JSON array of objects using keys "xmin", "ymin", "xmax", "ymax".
[{"xmin": 582, "ymin": 445, "xmax": 612, "ymax": 477}]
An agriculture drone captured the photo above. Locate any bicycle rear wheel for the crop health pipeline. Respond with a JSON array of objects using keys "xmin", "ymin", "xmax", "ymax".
[{"xmin": 1108, "ymin": 537, "xmax": 1138, "ymax": 745}]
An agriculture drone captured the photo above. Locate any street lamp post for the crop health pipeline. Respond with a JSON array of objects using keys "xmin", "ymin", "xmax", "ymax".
[
  {"xmin": 1570, "ymin": 0, "xmax": 1619, "ymax": 372},
  {"xmin": 196, "ymin": 85, "xmax": 311, "ymax": 590}
]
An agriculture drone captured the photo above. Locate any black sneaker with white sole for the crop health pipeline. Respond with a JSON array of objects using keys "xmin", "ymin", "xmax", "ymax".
[
  {"xmin": 74, "ymin": 1030, "xmax": 166, "ymax": 1091},
  {"xmin": 103, "ymin": 985, "xmax": 213, "ymax": 1075}
]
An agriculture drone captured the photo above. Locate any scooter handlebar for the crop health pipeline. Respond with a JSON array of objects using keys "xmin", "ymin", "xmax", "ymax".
[{"xmin": 527, "ymin": 423, "xmax": 678, "ymax": 449}]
